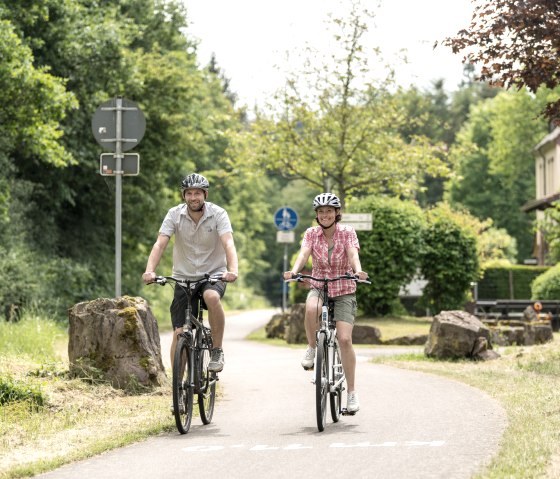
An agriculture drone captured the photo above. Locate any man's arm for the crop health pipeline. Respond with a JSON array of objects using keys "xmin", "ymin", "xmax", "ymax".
[
  {"xmin": 220, "ymin": 232, "xmax": 238, "ymax": 282},
  {"xmin": 142, "ymin": 234, "xmax": 170, "ymax": 283}
]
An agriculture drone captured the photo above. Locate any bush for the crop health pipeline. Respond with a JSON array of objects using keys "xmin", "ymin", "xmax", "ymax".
[
  {"xmin": 420, "ymin": 203, "xmax": 479, "ymax": 312},
  {"xmin": 350, "ymin": 197, "xmax": 425, "ymax": 316},
  {"xmin": 0, "ymin": 375, "xmax": 44, "ymax": 407},
  {"xmin": 531, "ymin": 264, "xmax": 560, "ymax": 300}
]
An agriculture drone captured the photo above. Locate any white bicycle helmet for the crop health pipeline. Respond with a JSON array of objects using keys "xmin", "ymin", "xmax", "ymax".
[
  {"xmin": 313, "ymin": 192, "xmax": 341, "ymax": 210},
  {"xmin": 181, "ymin": 173, "xmax": 209, "ymax": 191}
]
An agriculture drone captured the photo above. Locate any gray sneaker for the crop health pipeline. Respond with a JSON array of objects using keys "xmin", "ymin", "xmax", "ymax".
[
  {"xmin": 301, "ymin": 346, "xmax": 316, "ymax": 370},
  {"xmin": 347, "ymin": 391, "xmax": 360, "ymax": 413},
  {"xmin": 208, "ymin": 348, "xmax": 225, "ymax": 372}
]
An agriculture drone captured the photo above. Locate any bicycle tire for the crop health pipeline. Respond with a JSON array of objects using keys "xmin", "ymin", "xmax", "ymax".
[
  {"xmin": 172, "ymin": 335, "xmax": 194, "ymax": 434},
  {"xmin": 330, "ymin": 338, "xmax": 342, "ymax": 423},
  {"xmin": 198, "ymin": 337, "xmax": 216, "ymax": 424},
  {"xmin": 315, "ymin": 332, "xmax": 328, "ymax": 432}
]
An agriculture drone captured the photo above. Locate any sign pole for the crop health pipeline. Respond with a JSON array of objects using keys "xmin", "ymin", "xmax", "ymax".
[
  {"xmin": 282, "ymin": 243, "xmax": 288, "ymax": 312},
  {"xmin": 114, "ymin": 97, "xmax": 123, "ymax": 297}
]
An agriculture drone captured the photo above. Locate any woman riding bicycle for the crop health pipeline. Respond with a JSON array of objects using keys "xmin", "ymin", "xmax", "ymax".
[{"xmin": 283, "ymin": 192, "xmax": 368, "ymax": 414}]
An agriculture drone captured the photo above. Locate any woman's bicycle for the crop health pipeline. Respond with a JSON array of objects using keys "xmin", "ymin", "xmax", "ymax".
[
  {"xmin": 287, "ymin": 273, "xmax": 370, "ymax": 432},
  {"xmin": 152, "ymin": 274, "xmax": 221, "ymax": 434}
]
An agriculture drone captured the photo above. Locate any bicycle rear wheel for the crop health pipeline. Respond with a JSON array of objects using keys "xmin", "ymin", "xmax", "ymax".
[
  {"xmin": 330, "ymin": 338, "xmax": 342, "ymax": 423},
  {"xmin": 173, "ymin": 335, "xmax": 194, "ymax": 434},
  {"xmin": 315, "ymin": 332, "xmax": 328, "ymax": 432},
  {"xmin": 198, "ymin": 340, "xmax": 216, "ymax": 424}
]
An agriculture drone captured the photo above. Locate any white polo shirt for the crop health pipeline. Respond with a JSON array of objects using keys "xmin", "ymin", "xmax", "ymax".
[{"xmin": 159, "ymin": 202, "xmax": 233, "ymax": 280}]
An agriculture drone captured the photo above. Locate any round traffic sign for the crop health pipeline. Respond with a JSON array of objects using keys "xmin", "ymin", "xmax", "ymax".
[
  {"xmin": 274, "ymin": 207, "xmax": 298, "ymax": 231},
  {"xmin": 91, "ymin": 98, "xmax": 146, "ymax": 152}
]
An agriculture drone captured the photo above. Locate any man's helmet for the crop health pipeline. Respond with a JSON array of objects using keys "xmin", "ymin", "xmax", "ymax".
[
  {"xmin": 181, "ymin": 173, "xmax": 209, "ymax": 191},
  {"xmin": 313, "ymin": 192, "xmax": 341, "ymax": 210}
]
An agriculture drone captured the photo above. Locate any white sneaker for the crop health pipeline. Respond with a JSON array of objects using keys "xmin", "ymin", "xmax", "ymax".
[
  {"xmin": 347, "ymin": 392, "xmax": 360, "ymax": 413},
  {"xmin": 301, "ymin": 347, "xmax": 316, "ymax": 369}
]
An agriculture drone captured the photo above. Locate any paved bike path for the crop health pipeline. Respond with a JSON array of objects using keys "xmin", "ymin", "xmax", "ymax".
[{"xmin": 39, "ymin": 309, "xmax": 507, "ymax": 479}]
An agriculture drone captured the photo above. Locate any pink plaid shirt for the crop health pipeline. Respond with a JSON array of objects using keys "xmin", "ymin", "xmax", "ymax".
[{"xmin": 302, "ymin": 223, "xmax": 360, "ymax": 297}]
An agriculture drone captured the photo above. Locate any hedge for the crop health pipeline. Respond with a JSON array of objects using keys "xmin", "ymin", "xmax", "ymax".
[{"xmin": 477, "ymin": 264, "xmax": 549, "ymax": 300}]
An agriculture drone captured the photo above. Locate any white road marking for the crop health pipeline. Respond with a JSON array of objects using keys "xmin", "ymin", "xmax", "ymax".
[{"xmin": 181, "ymin": 441, "xmax": 445, "ymax": 453}]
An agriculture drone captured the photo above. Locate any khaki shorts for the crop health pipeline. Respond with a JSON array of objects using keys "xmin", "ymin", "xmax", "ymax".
[{"xmin": 307, "ymin": 290, "xmax": 357, "ymax": 325}]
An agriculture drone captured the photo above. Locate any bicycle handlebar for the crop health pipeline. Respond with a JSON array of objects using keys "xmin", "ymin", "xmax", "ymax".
[
  {"xmin": 286, "ymin": 273, "xmax": 371, "ymax": 285},
  {"xmin": 150, "ymin": 274, "xmax": 226, "ymax": 286}
]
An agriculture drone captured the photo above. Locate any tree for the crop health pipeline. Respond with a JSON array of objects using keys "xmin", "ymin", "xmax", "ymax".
[
  {"xmin": 446, "ymin": 89, "xmax": 548, "ymax": 260},
  {"xmin": 443, "ymin": 0, "xmax": 560, "ymax": 121},
  {"xmin": 229, "ymin": 2, "xmax": 447, "ymax": 206},
  {"xmin": 0, "ymin": 0, "xmax": 253, "ymax": 308}
]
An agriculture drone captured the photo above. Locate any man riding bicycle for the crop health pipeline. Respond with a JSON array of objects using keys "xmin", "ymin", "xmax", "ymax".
[
  {"xmin": 142, "ymin": 173, "xmax": 238, "ymax": 380},
  {"xmin": 283, "ymin": 192, "xmax": 368, "ymax": 413}
]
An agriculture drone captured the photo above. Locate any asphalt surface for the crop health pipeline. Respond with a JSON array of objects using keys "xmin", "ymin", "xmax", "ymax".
[{"xmin": 39, "ymin": 309, "xmax": 507, "ymax": 479}]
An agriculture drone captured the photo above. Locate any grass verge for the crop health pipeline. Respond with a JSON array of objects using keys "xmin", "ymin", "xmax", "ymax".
[{"xmin": 0, "ymin": 316, "xmax": 174, "ymax": 479}]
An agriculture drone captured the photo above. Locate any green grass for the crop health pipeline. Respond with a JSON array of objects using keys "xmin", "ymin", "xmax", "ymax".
[
  {"xmin": 357, "ymin": 315, "xmax": 432, "ymax": 340},
  {"xmin": 0, "ymin": 313, "xmax": 66, "ymax": 360}
]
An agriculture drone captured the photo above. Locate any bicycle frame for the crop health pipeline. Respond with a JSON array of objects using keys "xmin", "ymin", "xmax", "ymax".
[
  {"xmin": 318, "ymin": 297, "xmax": 345, "ymax": 394},
  {"xmin": 153, "ymin": 274, "xmax": 221, "ymax": 433}
]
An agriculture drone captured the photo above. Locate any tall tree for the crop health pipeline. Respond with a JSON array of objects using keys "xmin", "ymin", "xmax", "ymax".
[
  {"xmin": 443, "ymin": 0, "xmax": 560, "ymax": 121},
  {"xmin": 446, "ymin": 89, "xmax": 548, "ymax": 260},
  {"xmin": 229, "ymin": 2, "xmax": 447, "ymax": 206}
]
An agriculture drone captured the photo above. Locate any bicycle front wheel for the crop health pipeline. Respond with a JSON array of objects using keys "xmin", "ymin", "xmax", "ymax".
[
  {"xmin": 173, "ymin": 335, "xmax": 194, "ymax": 434},
  {"xmin": 198, "ymin": 343, "xmax": 216, "ymax": 424},
  {"xmin": 330, "ymin": 338, "xmax": 342, "ymax": 423},
  {"xmin": 315, "ymin": 332, "xmax": 328, "ymax": 432}
]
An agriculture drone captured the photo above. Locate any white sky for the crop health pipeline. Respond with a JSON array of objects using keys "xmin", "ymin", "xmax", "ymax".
[{"xmin": 182, "ymin": 0, "xmax": 475, "ymax": 109}]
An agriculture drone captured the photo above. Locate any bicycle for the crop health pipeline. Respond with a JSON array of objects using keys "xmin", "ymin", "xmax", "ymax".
[
  {"xmin": 152, "ymin": 274, "xmax": 222, "ymax": 434},
  {"xmin": 286, "ymin": 273, "xmax": 370, "ymax": 432}
]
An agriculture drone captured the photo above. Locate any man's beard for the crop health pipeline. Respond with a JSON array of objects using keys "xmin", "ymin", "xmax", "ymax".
[{"xmin": 188, "ymin": 201, "xmax": 204, "ymax": 212}]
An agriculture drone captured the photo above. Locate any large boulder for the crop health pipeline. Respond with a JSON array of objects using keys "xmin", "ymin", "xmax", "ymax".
[
  {"xmin": 487, "ymin": 320, "xmax": 553, "ymax": 346},
  {"xmin": 352, "ymin": 324, "xmax": 382, "ymax": 344},
  {"xmin": 68, "ymin": 296, "xmax": 166, "ymax": 389},
  {"xmin": 425, "ymin": 310, "xmax": 499, "ymax": 360}
]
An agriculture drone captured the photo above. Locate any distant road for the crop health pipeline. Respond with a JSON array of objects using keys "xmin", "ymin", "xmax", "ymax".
[{"xmin": 40, "ymin": 309, "xmax": 506, "ymax": 479}]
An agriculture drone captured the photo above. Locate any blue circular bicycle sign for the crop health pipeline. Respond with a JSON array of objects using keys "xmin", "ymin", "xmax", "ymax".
[{"xmin": 274, "ymin": 207, "xmax": 298, "ymax": 231}]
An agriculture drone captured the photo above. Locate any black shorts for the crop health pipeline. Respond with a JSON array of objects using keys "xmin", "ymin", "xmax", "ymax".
[{"xmin": 170, "ymin": 280, "xmax": 226, "ymax": 330}]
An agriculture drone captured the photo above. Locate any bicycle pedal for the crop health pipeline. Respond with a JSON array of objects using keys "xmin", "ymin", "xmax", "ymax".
[{"xmin": 341, "ymin": 408, "xmax": 357, "ymax": 416}]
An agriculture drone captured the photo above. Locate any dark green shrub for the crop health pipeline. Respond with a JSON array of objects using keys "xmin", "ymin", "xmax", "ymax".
[
  {"xmin": 351, "ymin": 197, "xmax": 425, "ymax": 316},
  {"xmin": 420, "ymin": 204, "xmax": 479, "ymax": 312},
  {"xmin": 531, "ymin": 264, "xmax": 560, "ymax": 300},
  {"xmin": 0, "ymin": 375, "xmax": 44, "ymax": 407}
]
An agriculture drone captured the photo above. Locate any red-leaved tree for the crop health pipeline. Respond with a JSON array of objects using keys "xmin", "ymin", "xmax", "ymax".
[{"xmin": 442, "ymin": 0, "xmax": 560, "ymax": 121}]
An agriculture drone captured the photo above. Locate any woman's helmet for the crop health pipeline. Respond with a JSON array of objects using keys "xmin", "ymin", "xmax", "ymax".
[
  {"xmin": 181, "ymin": 173, "xmax": 209, "ymax": 192},
  {"xmin": 313, "ymin": 192, "xmax": 341, "ymax": 210}
]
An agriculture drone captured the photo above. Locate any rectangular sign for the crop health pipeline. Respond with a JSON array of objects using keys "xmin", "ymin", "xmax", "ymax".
[
  {"xmin": 99, "ymin": 153, "xmax": 140, "ymax": 176},
  {"xmin": 339, "ymin": 213, "xmax": 372, "ymax": 231},
  {"xmin": 277, "ymin": 231, "xmax": 295, "ymax": 243}
]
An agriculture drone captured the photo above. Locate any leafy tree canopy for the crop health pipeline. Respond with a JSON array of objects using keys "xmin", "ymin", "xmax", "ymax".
[{"xmin": 443, "ymin": 0, "xmax": 560, "ymax": 121}]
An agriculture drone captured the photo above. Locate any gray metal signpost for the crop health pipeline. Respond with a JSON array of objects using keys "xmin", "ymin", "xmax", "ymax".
[{"xmin": 92, "ymin": 97, "xmax": 145, "ymax": 297}]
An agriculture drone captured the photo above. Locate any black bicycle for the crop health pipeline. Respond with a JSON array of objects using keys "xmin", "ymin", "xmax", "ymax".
[
  {"xmin": 152, "ymin": 274, "xmax": 221, "ymax": 434},
  {"xmin": 287, "ymin": 273, "xmax": 370, "ymax": 432}
]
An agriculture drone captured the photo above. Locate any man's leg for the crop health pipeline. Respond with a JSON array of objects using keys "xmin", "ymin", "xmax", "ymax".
[{"xmin": 203, "ymin": 289, "xmax": 225, "ymax": 348}]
